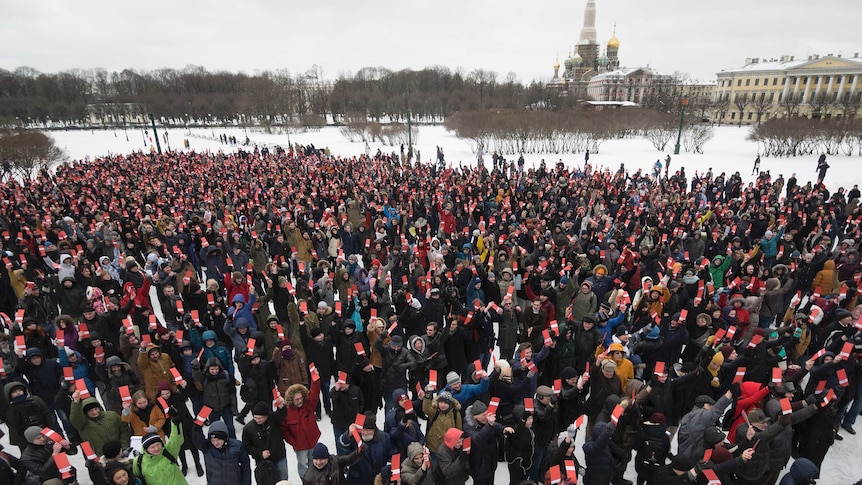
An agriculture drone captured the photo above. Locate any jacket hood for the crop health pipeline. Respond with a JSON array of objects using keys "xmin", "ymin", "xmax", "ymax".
[
  {"xmin": 209, "ymin": 420, "xmax": 229, "ymax": 436},
  {"xmin": 205, "ymin": 357, "xmax": 223, "ymax": 370},
  {"xmin": 788, "ymin": 457, "xmax": 818, "ymax": 481},
  {"xmin": 81, "ymin": 397, "xmax": 102, "ymax": 411},
  {"xmin": 407, "ymin": 442, "xmax": 425, "ymax": 461},
  {"xmin": 201, "ymin": 330, "xmax": 218, "ymax": 341},
  {"xmin": 231, "ymin": 294, "xmax": 246, "ymax": 304},
  {"xmin": 602, "ymin": 394, "xmax": 621, "ymax": 414},
  {"xmin": 443, "ymin": 428, "xmax": 463, "ymax": 450},
  {"xmin": 823, "ymin": 260, "xmax": 835, "ymax": 270},
  {"xmin": 4, "ymin": 381, "xmax": 30, "ymax": 400}
]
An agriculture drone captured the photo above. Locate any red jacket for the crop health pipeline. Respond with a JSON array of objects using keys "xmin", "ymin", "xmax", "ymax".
[
  {"xmin": 280, "ymin": 378, "xmax": 321, "ymax": 450},
  {"xmin": 728, "ymin": 382, "xmax": 770, "ymax": 443}
]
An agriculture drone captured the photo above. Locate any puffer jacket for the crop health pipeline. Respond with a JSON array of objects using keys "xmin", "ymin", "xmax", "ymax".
[
  {"xmin": 20, "ymin": 442, "xmax": 61, "ymax": 482},
  {"xmin": 193, "ymin": 357, "xmax": 237, "ymax": 413},
  {"xmin": 811, "ymin": 259, "xmax": 837, "ymax": 294},
  {"xmin": 583, "ymin": 421, "xmax": 616, "ymax": 485},
  {"xmin": 137, "ymin": 345, "xmax": 177, "ymax": 399},
  {"xmin": 422, "ymin": 393, "xmax": 462, "ymax": 454},
  {"xmin": 194, "ymin": 420, "xmax": 252, "ymax": 485},
  {"xmin": 376, "ymin": 338, "xmax": 411, "ymax": 396}
]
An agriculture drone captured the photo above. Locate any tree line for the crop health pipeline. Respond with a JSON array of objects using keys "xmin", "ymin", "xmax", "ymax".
[{"xmin": 0, "ymin": 65, "xmax": 697, "ymax": 126}]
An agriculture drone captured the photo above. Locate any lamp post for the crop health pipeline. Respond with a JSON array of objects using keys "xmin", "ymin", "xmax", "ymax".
[{"xmin": 673, "ymin": 98, "xmax": 688, "ymax": 155}]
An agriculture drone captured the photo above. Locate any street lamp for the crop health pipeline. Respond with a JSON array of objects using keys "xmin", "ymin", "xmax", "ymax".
[{"xmin": 673, "ymin": 98, "xmax": 689, "ymax": 155}]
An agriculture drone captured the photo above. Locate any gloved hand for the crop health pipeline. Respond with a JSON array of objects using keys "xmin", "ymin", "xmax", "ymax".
[
  {"xmin": 145, "ymin": 425, "xmax": 157, "ymax": 434},
  {"xmin": 168, "ymin": 406, "xmax": 182, "ymax": 424}
]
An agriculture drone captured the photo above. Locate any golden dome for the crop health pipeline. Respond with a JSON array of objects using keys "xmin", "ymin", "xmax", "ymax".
[
  {"xmin": 607, "ymin": 34, "xmax": 619, "ymax": 49},
  {"xmin": 554, "ymin": 59, "xmax": 560, "ymax": 69}
]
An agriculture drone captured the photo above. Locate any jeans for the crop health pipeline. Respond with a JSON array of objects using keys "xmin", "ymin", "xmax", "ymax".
[
  {"xmin": 294, "ymin": 447, "xmax": 312, "ymax": 478},
  {"xmin": 315, "ymin": 379, "xmax": 332, "ymax": 416},
  {"xmin": 528, "ymin": 445, "xmax": 547, "ymax": 482},
  {"xmin": 209, "ymin": 408, "xmax": 236, "ymax": 438},
  {"xmin": 274, "ymin": 457, "xmax": 289, "ymax": 481},
  {"xmin": 841, "ymin": 383, "xmax": 862, "ymax": 426}
]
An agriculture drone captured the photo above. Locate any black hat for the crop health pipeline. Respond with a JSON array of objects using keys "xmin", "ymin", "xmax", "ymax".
[
  {"xmin": 671, "ymin": 455, "xmax": 694, "ymax": 471},
  {"xmin": 252, "ymin": 402, "xmax": 271, "ymax": 417},
  {"xmin": 142, "ymin": 433, "xmax": 163, "ymax": 452},
  {"xmin": 102, "ymin": 440, "xmax": 122, "ymax": 459},
  {"xmin": 703, "ymin": 427, "xmax": 726, "ymax": 447},
  {"xmin": 695, "ymin": 395, "xmax": 716, "ymax": 407}
]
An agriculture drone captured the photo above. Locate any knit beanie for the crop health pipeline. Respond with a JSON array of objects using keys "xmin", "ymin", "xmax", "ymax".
[
  {"xmin": 24, "ymin": 426, "xmax": 43, "ymax": 444},
  {"xmin": 142, "ymin": 433, "xmax": 163, "ymax": 452},
  {"xmin": 446, "ymin": 371, "xmax": 461, "ymax": 387},
  {"xmin": 312, "ymin": 443, "xmax": 329, "ymax": 459},
  {"xmin": 470, "ymin": 401, "xmax": 488, "ymax": 415}
]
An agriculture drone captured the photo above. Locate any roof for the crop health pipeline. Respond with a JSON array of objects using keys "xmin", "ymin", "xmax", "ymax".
[{"xmin": 718, "ymin": 55, "xmax": 862, "ymax": 76}]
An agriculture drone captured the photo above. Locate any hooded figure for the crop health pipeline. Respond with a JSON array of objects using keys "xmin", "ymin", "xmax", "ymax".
[
  {"xmin": 194, "ymin": 420, "xmax": 252, "ymax": 485},
  {"xmin": 400, "ymin": 441, "xmax": 433, "ymax": 485},
  {"xmin": 4, "ymin": 381, "xmax": 54, "ymax": 448},
  {"xmin": 70, "ymin": 396, "xmax": 130, "ymax": 456}
]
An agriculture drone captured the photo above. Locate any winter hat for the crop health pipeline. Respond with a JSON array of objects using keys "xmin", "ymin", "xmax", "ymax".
[
  {"xmin": 444, "ymin": 428, "xmax": 464, "ymax": 450},
  {"xmin": 157, "ymin": 380, "xmax": 172, "ymax": 392},
  {"xmin": 711, "ymin": 446, "xmax": 734, "ymax": 464},
  {"xmin": 695, "ymin": 395, "xmax": 716, "ymax": 407},
  {"xmin": 703, "ymin": 427, "xmax": 726, "ymax": 447},
  {"xmin": 649, "ymin": 412, "xmax": 666, "ymax": 425},
  {"xmin": 310, "ymin": 327, "xmax": 323, "ymax": 338},
  {"xmin": 559, "ymin": 275, "xmax": 569, "ymax": 285},
  {"xmin": 389, "ymin": 335, "xmax": 403, "ymax": 347},
  {"xmin": 24, "ymin": 426, "xmax": 43, "ymax": 443},
  {"xmin": 561, "ymin": 367, "xmax": 577, "ymax": 380},
  {"xmin": 719, "ymin": 345, "xmax": 734, "ymax": 360},
  {"xmin": 312, "ymin": 443, "xmax": 330, "ymax": 459},
  {"xmin": 102, "ymin": 440, "xmax": 122, "ymax": 459},
  {"xmin": 646, "ymin": 326, "xmax": 660, "ymax": 340},
  {"xmin": 601, "ymin": 359, "xmax": 617, "ymax": 372},
  {"xmin": 253, "ymin": 402, "xmax": 271, "ymax": 416},
  {"xmin": 446, "ymin": 371, "xmax": 461, "ymax": 387},
  {"xmin": 470, "ymin": 401, "xmax": 488, "ymax": 415},
  {"xmin": 835, "ymin": 308, "xmax": 853, "ymax": 320},
  {"xmin": 536, "ymin": 385, "xmax": 554, "ymax": 398},
  {"xmin": 363, "ymin": 411, "xmax": 377, "ymax": 430},
  {"xmin": 83, "ymin": 400, "xmax": 101, "ymax": 414},
  {"xmin": 671, "ymin": 455, "xmax": 694, "ymax": 472},
  {"xmin": 765, "ymin": 278, "xmax": 780, "ymax": 291},
  {"xmin": 142, "ymin": 433, "xmax": 163, "ymax": 452}
]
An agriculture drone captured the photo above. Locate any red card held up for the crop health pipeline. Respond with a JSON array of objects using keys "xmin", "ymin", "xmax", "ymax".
[
  {"xmin": 610, "ymin": 404, "xmax": 624, "ymax": 425},
  {"xmin": 194, "ymin": 405, "xmax": 213, "ymax": 426}
]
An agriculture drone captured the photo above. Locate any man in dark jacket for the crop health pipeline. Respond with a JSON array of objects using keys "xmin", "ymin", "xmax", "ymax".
[
  {"xmin": 337, "ymin": 412, "xmax": 391, "ymax": 485},
  {"xmin": 4, "ymin": 381, "xmax": 54, "ymax": 452},
  {"xmin": 194, "ymin": 420, "xmax": 252, "ymax": 485},
  {"xmin": 375, "ymin": 334, "xmax": 411, "ymax": 412},
  {"xmin": 676, "ymin": 390, "xmax": 733, "ymax": 461},
  {"xmin": 302, "ymin": 442, "xmax": 359, "ymax": 485},
  {"xmin": 462, "ymin": 401, "xmax": 514, "ymax": 485},
  {"xmin": 583, "ymin": 420, "xmax": 617, "ymax": 485},
  {"xmin": 242, "ymin": 401, "xmax": 289, "ymax": 483},
  {"xmin": 330, "ymin": 374, "xmax": 363, "ymax": 451}
]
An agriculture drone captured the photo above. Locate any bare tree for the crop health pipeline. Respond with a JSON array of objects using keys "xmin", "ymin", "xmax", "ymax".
[
  {"xmin": 0, "ymin": 129, "xmax": 66, "ymax": 180},
  {"xmin": 835, "ymin": 91, "xmax": 862, "ymax": 125},
  {"xmin": 808, "ymin": 92, "xmax": 834, "ymax": 120},
  {"xmin": 779, "ymin": 92, "xmax": 802, "ymax": 118},
  {"xmin": 712, "ymin": 96, "xmax": 730, "ymax": 126},
  {"xmin": 751, "ymin": 92, "xmax": 773, "ymax": 125},
  {"xmin": 733, "ymin": 92, "xmax": 750, "ymax": 126}
]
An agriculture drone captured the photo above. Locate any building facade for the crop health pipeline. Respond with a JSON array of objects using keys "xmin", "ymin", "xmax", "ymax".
[
  {"xmin": 586, "ymin": 67, "xmax": 673, "ymax": 103},
  {"xmin": 714, "ymin": 54, "xmax": 862, "ymax": 124}
]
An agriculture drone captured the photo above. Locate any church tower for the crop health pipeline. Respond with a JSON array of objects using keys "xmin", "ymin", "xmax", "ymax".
[
  {"xmin": 607, "ymin": 26, "xmax": 620, "ymax": 70},
  {"xmin": 576, "ymin": 0, "xmax": 599, "ymax": 73}
]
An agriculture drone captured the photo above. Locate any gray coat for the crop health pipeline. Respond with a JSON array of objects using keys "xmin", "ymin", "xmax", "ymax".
[{"xmin": 676, "ymin": 393, "xmax": 732, "ymax": 460}]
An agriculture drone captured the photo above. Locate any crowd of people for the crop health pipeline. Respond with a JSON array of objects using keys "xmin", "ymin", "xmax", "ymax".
[{"xmin": 0, "ymin": 143, "xmax": 861, "ymax": 485}]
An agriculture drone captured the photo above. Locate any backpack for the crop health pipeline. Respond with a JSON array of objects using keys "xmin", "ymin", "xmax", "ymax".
[
  {"xmin": 636, "ymin": 439, "xmax": 667, "ymax": 472},
  {"xmin": 134, "ymin": 449, "xmax": 177, "ymax": 485}
]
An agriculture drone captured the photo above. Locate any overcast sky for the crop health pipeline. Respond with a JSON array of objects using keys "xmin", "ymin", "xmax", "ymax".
[{"xmin": 2, "ymin": 0, "xmax": 860, "ymax": 84}]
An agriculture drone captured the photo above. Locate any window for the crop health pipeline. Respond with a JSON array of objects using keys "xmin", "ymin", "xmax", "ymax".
[
  {"xmin": 745, "ymin": 79, "xmax": 751, "ymax": 86},
  {"xmin": 773, "ymin": 78, "xmax": 778, "ymax": 86},
  {"xmin": 731, "ymin": 112, "xmax": 736, "ymax": 119},
  {"xmin": 755, "ymin": 79, "xmax": 759, "ymax": 86},
  {"xmin": 769, "ymin": 92, "xmax": 775, "ymax": 102},
  {"xmin": 737, "ymin": 79, "xmax": 742, "ymax": 86},
  {"xmin": 748, "ymin": 112, "xmax": 753, "ymax": 120}
]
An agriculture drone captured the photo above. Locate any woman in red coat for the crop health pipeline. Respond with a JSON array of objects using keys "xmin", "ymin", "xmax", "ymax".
[{"xmin": 281, "ymin": 377, "xmax": 321, "ymax": 477}]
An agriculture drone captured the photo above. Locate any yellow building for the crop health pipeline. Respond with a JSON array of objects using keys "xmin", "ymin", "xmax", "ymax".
[{"xmin": 714, "ymin": 54, "xmax": 862, "ymax": 124}]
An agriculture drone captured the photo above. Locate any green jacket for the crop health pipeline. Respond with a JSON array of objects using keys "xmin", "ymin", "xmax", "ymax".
[
  {"xmin": 70, "ymin": 397, "xmax": 131, "ymax": 455},
  {"xmin": 709, "ymin": 255, "xmax": 732, "ymax": 287},
  {"xmin": 133, "ymin": 420, "xmax": 188, "ymax": 485}
]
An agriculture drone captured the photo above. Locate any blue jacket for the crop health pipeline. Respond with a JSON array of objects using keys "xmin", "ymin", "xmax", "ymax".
[
  {"xmin": 760, "ymin": 227, "xmax": 785, "ymax": 258},
  {"xmin": 339, "ymin": 428, "xmax": 391, "ymax": 485},
  {"xmin": 58, "ymin": 348, "xmax": 95, "ymax": 395},
  {"xmin": 446, "ymin": 377, "xmax": 490, "ymax": 406},
  {"xmin": 194, "ymin": 421, "xmax": 251, "ymax": 485},
  {"xmin": 190, "ymin": 329, "xmax": 235, "ymax": 377},
  {"xmin": 600, "ymin": 311, "xmax": 627, "ymax": 348}
]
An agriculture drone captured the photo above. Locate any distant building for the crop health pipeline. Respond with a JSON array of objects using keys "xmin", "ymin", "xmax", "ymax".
[
  {"xmin": 714, "ymin": 54, "xmax": 862, "ymax": 124},
  {"xmin": 85, "ymin": 103, "xmax": 147, "ymax": 125},
  {"xmin": 549, "ymin": 0, "xmax": 620, "ymax": 98},
  {"xmin": 586, "ymin": 67, "xmax": 673, "ymax": 103}
]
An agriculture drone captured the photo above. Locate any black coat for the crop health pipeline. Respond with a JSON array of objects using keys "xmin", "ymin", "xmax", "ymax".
[
  {"xmin": 583, "ymin": 421, "xmax": 615, "ymax": 485},
  {"xmin": 242, "ymin": 406, "xmax": 288, "ymax": 462}
]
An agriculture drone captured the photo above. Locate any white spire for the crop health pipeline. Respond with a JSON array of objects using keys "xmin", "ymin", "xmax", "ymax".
[{"xmin": 578, "ymin": 0, "xmax": 597, "ymax": 44}]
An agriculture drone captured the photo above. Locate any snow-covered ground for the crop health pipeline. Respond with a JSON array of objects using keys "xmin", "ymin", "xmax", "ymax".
[{"xmin": 3, "ymin": 124, "xmax": 862, "ymax": 484}]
